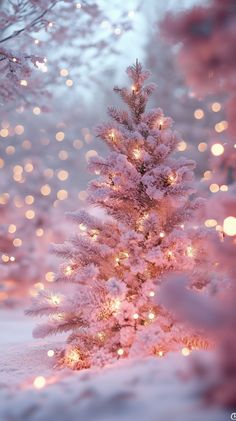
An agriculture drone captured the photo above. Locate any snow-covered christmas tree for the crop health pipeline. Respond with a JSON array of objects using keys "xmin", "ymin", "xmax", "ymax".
[{"xmin": 27, "ymin": 60, "xmax": 206, "ymax": 369}]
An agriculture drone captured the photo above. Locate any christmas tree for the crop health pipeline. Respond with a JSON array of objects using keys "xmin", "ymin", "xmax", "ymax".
[{"xmin": 27, "ymin": 60, "xmax": 205, "ymax": 369}]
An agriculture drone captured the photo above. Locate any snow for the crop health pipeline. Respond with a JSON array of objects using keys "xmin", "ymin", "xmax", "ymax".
[{"xmin": 0, "ymin": 307, "xmax": 229, "ymax": 421}]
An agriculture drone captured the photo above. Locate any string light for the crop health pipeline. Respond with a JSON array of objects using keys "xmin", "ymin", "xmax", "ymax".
[
  {"xmin": 47, "ymin": 350, "xmax": 54, "ymax": 357},
  {"xmin": 215, "ymin": 120, "xmax": 228, "ymax": 133},
  {"xmin": 223, "ymin": 216, "xmax": 236, "ymax": 236},
  {"xmin": 25, "ymin": 210, "xmax": 35, "ymax": 219},
  {"xmin": 45, "ymin": 272, "xmax": 55, "ymax": 282},
  {"xmin": 186, "ymin": 246, "xmax": 194, "ymax": 257},
  {"xmin": 198, "ymin": 142, "xmax": 207, "ymax": 152},
  {"xmin": 211, "ymin": 102, "xmax": 221, "ymax": 112},
  {"xmin": 33, "ymin": 107, "xmax": 41, "ymax": 115},
  {"xmin": 168, "ymin": 174, "xmax": 177, "ymax": 185},
  {"xmin": 133, "ymin": 313, "xmax": 139, "ymax": 319},
  {"xmin": 133, "ymin": 148, "xmax": 141, "ymax": 159},
  {"xmin": 36, "ymin": 228, "xmax": 44, "ymax": 237},
  {"xmin": 211, "ymin": 143, "xmax": 224, "ymax": 156},
  {"xmin": 209, "ymin": 183, "xmax": 219, "ymax": 193},
  {"xmin": 181, "ymin": 347, "xmax": 190, "ymax": 357},
  {"xmin": 148, "ymin": 312, "xmax": 155, "ymax": 320},
  {"xmin": 117, "ymin": 348, "xmax": 124, "ymax": 356},
  {"xmin": 67, "ymin": 349, "xmax": 80, "ymax": 364},
  {"xmin": 149, "ymin": 291, "xmax": 155, "ymax": 297},
  {"xmin": 8, "ymin": 224, "xmax": 16, "ymax": 234},
  {"xmin": 79, "ymin": 223, "xmax": 87, "ymax": 231},
  {"xmin": 159, "ymin": 231, "xmax": 165, "ymax": 238},
  {"xmin": 177, "ymin": 141, "xmax": 187, "ymax": 151},
  {"xmin": 64, "ymin": 265, "xmax": 73, "ymax": 276},
  {"xmin": 204, "ymin": 219, "xmax": 217, "ymax": 228},
  {"xmin": 40, "ymin": 184, "xmax": 51, "ymax": 196},
  {"xmin": 57, "ymin": 189, "xmax": 68, "ymax": 200},
  {"xmin": 33, "ymin": 376, "xmax": 46, "ymax": 389},
  {"xmin": 109, "ymin": 130, "xmax": 115, "ymax": 141},
  {"xmin": 55, "ymin": 131, "xmax": 65, "ymax": 142},
  {"xmin": 158, "ymin": 351, "xmax": 164, "ymax": 357},
  {"xmin": 194, "ymin": 109, "xmax": 204, "ymax": 119},
  {"xmin": 50, "ymin": 295, "xmax": 61, "ymax": 305},
  {"xmin": 13, "ymin": 238, "xmax": 22, "ymax": 247}
]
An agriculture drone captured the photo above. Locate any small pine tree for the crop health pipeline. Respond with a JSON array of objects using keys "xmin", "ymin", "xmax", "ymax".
[{"xmin": 27, "ymin": 61, "xmax": 205, "ymax": 369}]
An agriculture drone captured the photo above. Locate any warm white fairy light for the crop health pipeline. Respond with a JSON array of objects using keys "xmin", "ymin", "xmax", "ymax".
[
  {"xmin": 2, "ymin": 254, "xmax": 9, "ymax": 263},
  {"xmin": 181, "ymin": 347, "xmax": 190, "ymax": 357},
  {"xmin": 148, "ymin": 312, "xmax": 155, "ymax": 320},
  {"xmin": 209, "ymin": 183, "xmax": 219, "ymax": 193},
  {"xmin": 211, "ymin": 143, "xmax": 224, "ymax": 156},
  {"xmin": 204, "ymin": 219, "xmax": 217, "ymax": 228},
  {"xmin": 159, "ymin": 231, "xmax": 165, "ymax": 238},
  {"xmin": 186, "ymin": 246, "xmax": 194, "ymax": 257},
  {"xmin": 50, "ymin": 295, "xmax": 61, "ymax": 305},
  {"xmin": 117, "ymin": 348, "xmax": 124, "ymax": 356},
  {"xmin": 79, "ymin": 223, "xmax": 87, "ymax": 232},
  {"xmin": 47, "ymin": 350, "xmax": 54, "ymax": 357},
  {"xmin": 133, "ymin": 148, "xmax": 141, "ymax": 159},
  {"xmin": 64, "ymin": 265, "xmax": 73, "ymax": 276},
  {"xmin": 45, "ymin": 272, "xmax": 55, "ymax": 282},
  {"xmin": 133, "ymin": 313, "xmax": 139, "ymax": 319},
  {"xmin": 223, "ymin": 216, "xmax": 236, "ymax": 236},
  {"xmin": 33, "ymin": 376, "xmax": 46, "ymax": 389},
  {"xmin": 8, "ymin": 224, "xmax": 16, "ymax": 233},
  {"xmin": 67, "ymin": 349, "xmax": 80, "ymax": 363},
  {"xmin": 149, "ymin": 291, "xmax": 155, "ymax": 297},
  {"xmin": 111, "ymin": 298, "xmax": 121, "ymax": 312}
]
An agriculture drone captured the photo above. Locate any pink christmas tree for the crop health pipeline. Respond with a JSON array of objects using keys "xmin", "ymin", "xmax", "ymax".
[{"xmin": 27, "ymin": 60, "xmax": 207, "ymax": 369}]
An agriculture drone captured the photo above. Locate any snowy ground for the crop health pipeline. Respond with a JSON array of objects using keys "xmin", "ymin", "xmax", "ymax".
[{"xmin": 0, "ymin": 307, "xmax": 230, "ymax": 421}]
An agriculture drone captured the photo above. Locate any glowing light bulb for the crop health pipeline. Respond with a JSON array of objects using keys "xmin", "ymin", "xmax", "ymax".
[
  {"xmin": 149, "ymin": 291, "xmax": 155, "ymax": 297},
  {"xmin": 211, "ymin": 143, "xmax": 224, "ymax": 156},
  {"xmin": 133, "ymin": 148, "xmax": 141, "ymax": 159},
  {"xmin": 47, "ymin": 350, "xmax": 54, "ymax": 357},
  {"xmin": 223, "ymin": 216, "xmax": 236, "ymax": 236},
  {"xmin": 211, "ymin": 102, "xmax": 221, "ymax": 112},
  {"xmin": 181, "ymin": 347, "xmax": 190, "ymax": 357},
  {"xmin": 64, "ymin": 265, "xmax": 73, "ymax": 276},
  {"xmin": 45, "ymin": 272, "xmax": 55, "ymax": 282},
  {"xmin": 159, "ymin": 232, "xmax": 165, "ymax": 238},
  {"xmin": 148, "ymin": 312, "xmax": 155, "ymax": 320},
  {"xmin": 131, "ymin": 85, "xmax": 136, "ymax": 93},
  {"xmin": 50, "ymin": 295, "xmax": 61, "ymax": 305},
  {"xmin": 186, "ymin": 246, "xmax": 194, "ymax": 257},
  {"xmin": 209, "ymin": 184, "xmax": 219, "ymax": 193},
  {"xmin": 117, "ymin": 348, "xmax": 124, "ymax": 356},
  {"xmin": 79, "ymin": 223, "xmax": 87, "ymax": 231},
  {"xmin": 111, "ymin": 298, "xmax": 121, "ymax": 312},
  {"xmin": 8, "ymin": 224, "xmax": 16, "ymax": 234},
  {"xmin": 109, "ymin": 131, "xmax": 115, "ymax": 141},
  {"xmin": 2, "ymin": 254, "xmax": 9, "ymax": 263},
  {"xmin": 194, "ymin": 109, "xmax": 204, "ymax": 119},
  {"xmin": 133, "ymin": 313, "xmax": 139, "ymax": 319},
  {"xmin": 33, "ymin": 376, "xmax": 46, "ymax": 389},
  {"xmin": 158, "ymin": 351, "xmax": 164, "ymax": 357}
]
